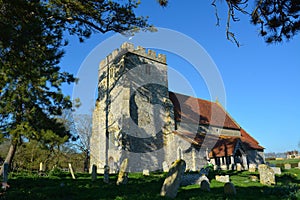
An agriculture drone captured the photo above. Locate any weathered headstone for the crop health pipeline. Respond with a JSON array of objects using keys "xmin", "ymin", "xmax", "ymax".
[
  {"xmin": 220, "ymin": 165, "xmax": 227, "ymax": 170},
  {"xmin": 258, "ymin": 164, "xmax": 275, "ymax": 185},
  {"xmin": 160, "ymin": 159, "xmax": 186, "ymax": 199},
  {"xmin": 143, "ymin": 169, "xmax": 150, "ymax": 176},
  {"xmin": 236, "ymin": 163, "xmax": 242, "ymax": 171},
  {"xmin": 200, "ymin": 180, "xmax": 210, "ymax": 192},
  {"xmin": 284, "ymin": 163, "xmax": 291, "ymax": 170},
  {"xmin": 248, "ymin": 164, "xmax": 256, "ymax": 172},
  {"xmin": 224, "ymin": 182, "xmax": 236, "ymax": 196},
  {"xmin": 215, "ymin": 175, "xmax": 230, "ymax": 183},
  {"xmin": 68, "ymin": 163, "xmax": 76, "ymax": 179},
  {"xmin": 104, "ymin": 165, "xmax": 110, "ymax": 183},
  {"xmin": 270, "ymin": 167, "xmax": 281, "ymax": 175},
  {"xmin": 162, "ymin": 161, "xmax": 169, "ymax": 173},
  {"xmin": 91, "ymin": 164, "xmax": 97, "ymax": 181},
  {"xmin": 116, "ymin": 158, "xmax": 128, "ymax": 185}
]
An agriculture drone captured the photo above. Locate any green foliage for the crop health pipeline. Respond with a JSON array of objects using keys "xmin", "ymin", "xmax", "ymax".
[{"xmin": 0, "ymin": 0, "xmax": 151, "ymax": 167}]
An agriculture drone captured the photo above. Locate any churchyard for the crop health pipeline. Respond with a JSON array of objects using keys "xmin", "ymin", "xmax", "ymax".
[{"xmin": 1, "ymin": 162, "xmax": 300, "ymax": 200}]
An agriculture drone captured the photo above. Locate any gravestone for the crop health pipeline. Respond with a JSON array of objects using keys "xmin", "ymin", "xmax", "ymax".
[
  {"xmin": 224, "ymin": 182, "xmax": 236, "ymax": 196},
  {"xmin": 220, "ymin": 165, "xmax": 227, "ymax": 170},
  {"xmin": 68, "ymin": 163, "xmax": 76, "ymax": 179},
  {"xmin": 91, "ymin": 164, "xmax": 97, "ymax": 181},
  {"xmin": 200, "ymin": 180, "xmax": 210, "ymax": 192},
  {"xmin": 284, "ymin": 163, "xmax": 291, "ymax": 170},
  {"xmin": 270, "ymin": 167, "xmax": 281, "ymax": 175},
  {"xmin": 258, "ymin": 164, "xmax": 275, "ymax": 185},
  {"xmin": 143, "ymin": 169, "xmax": 150, "ymax": 176},
  {"xmin": 116, "ymin": 159, "xmax": 128, "ymax": 185},
  {"xmin": 162, "ymin": 161, "xmax": 169, "ymax": 173},
  {"xmin": 104, "ymin": 165, "xmax": 110, "ymax": 183},
  {"xmin": 298, "ymin": 162, "xmax": 300, "ymax": 168},
  {"xmin": 160, "ymin": 159, "xmax": 186, "ymax": 199},
  {"xmin": 236, "ymin": 163, "xmax": 242, "ymax": 171},
  {"xmin": 248, "ymin": 164, "xmax": 256, "ymax": 172},
  {"xmin": 215, "ymin": 175, "xmax": 230, "ymax": 183},
  {"xmin": 39, "ymin": 162, "xmax": 44, "ymax": 172}
]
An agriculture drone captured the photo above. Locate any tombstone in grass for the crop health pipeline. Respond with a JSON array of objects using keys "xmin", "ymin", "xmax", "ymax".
[
  {"xmin": 270, "ymin": 167, "xmax": 281, "ymax": 175},
  {"xmin": 143, "ymin": 169, "xmax": 150, "ymax": 176},
  {"xmin": 236, "ymin": 163, "xmax": 242, "ymax": 171},
  {"xmin": 200, "ymin": 179, "xmax": 210, "ymax": 192},
  {"xmin": 116, "ymin": 158, "xmax": 128, "ymax": 185},
  {"xmin": 160, "ymin": 159, "xmax": 186, "ymax": 199},
  {"xmin": 258, "ymin": 164, "xmax": 275, "ymax": 185},
  {"xmin": 215, "ymin": 175, "xmax": 230, "ymax": 183},
  {"xmin": 103, "ymin": 165, "xmax": 110, "ymax": 183},
  {"xmin": 68, "ymin": 163, "xmax": 76, "ymax": 179},
  {"xmin": 91, "ymin": 164, "xmax": 97, "ymax": 181},
  {"xmin": 248, "ymin": 164, "xmax": 256, "ymax": 172},
  {"xmin": 224, "ymin": 182, "xmax": 236, "ymax": 196},
  {"xmin": 298, "ymin": 162, "xmax": 300, "ymax": 168},
  {"xmin": 284, "ymin": 163, "xmax": 291, "ymax": 170}
]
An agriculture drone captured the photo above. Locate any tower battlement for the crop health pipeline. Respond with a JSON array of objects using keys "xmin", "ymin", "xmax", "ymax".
[{"xmin": 99, "ymin": 42, "xmax": 166, "ymax": 68}]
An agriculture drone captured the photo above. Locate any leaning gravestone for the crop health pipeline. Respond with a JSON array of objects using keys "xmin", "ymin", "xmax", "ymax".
[
  {"xmin": 284, "ymin": 163, "xmax": 291, "ymax": 170},
  {"xmin": 91, "ymin": 164, "xmax": 97, "ymax": 181},
  {"xmin": 215, "ymin": 175, "xmax": 230, "ymax": 183},
  {"xmin": 116, "ymin": 159, "xmax": 128, "ymax": 185},
  {"xmin": 68, "ymin": 163, "xmax": 76, "ymax": 179},
  {"xmin": 160, "ymin": 160, "xmax": 186, "ymax": 199},
  {"xmin": 270, "ymin": 167, "xmax": 281, "ymax": 175},
  {"xmin": 200, "ymin": 180, "xmax": 210, "ymax": 192},
  {"xmin": 224, "ymin": 182, "xmax": 236, "ymax": 196},
  {"xmin": 258, "ymin": 164, "xmax": 275, "ymax": 185}
]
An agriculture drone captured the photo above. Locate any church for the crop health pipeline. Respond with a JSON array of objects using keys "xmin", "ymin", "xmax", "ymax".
[{"xmin": 90, "ymin": 42, "xmax": 265, "ymax": 173}]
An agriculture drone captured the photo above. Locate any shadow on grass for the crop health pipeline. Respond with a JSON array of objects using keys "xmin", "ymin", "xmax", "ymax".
[{"xmin": 2, "ymin": 170, "xmax": 300, "ymax": 200}]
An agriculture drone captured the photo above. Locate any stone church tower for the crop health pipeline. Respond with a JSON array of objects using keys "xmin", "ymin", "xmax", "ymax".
[{"xmin": 90, "ymin": 43, "xmax": 175, "ymax": 173}]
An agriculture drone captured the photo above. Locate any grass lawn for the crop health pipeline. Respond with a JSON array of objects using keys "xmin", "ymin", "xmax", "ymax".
[{"xmin": 1, "ymin": 169, "xmax": 300, "ymax": 200}]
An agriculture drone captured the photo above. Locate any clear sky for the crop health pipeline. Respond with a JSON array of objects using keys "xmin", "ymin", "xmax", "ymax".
[{"xmin": 60, "ymin": 1, "xmax": 300, "ymax": 153}]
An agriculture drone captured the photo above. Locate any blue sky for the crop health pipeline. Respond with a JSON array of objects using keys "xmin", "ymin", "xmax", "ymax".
[{"xmin": 61, "ymin": 1, "xmax": 300, "ymax": 153}]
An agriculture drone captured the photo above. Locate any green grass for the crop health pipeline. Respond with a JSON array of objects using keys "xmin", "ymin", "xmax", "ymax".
[{"xmin": 1, "ymin": 169, "xmax": 300, "ymax": 200}]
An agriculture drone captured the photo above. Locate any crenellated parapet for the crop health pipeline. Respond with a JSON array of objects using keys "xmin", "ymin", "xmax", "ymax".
[{"xmin": 99, "ymin": 42, "xmax": 167, "ymax": 69}]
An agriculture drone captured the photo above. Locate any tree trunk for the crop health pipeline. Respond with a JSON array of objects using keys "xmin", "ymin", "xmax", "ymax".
[{"xmin": 0, "ymin": 142, "xmax": 18, "ymax": 176}]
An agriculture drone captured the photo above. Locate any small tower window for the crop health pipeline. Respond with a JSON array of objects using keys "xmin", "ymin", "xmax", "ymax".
[{"xmin": 109, "ymin": 67, "xmax": 115, "ymax": 78}]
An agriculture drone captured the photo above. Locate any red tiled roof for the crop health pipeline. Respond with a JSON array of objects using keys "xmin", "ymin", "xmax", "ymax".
[
  {"xmin": 240, "ymin": 128, "xmax": 264, "ymax": 150},
  {"xmin": 169, "ymin": 92, "xmax": 240, "ymax": 129}
]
